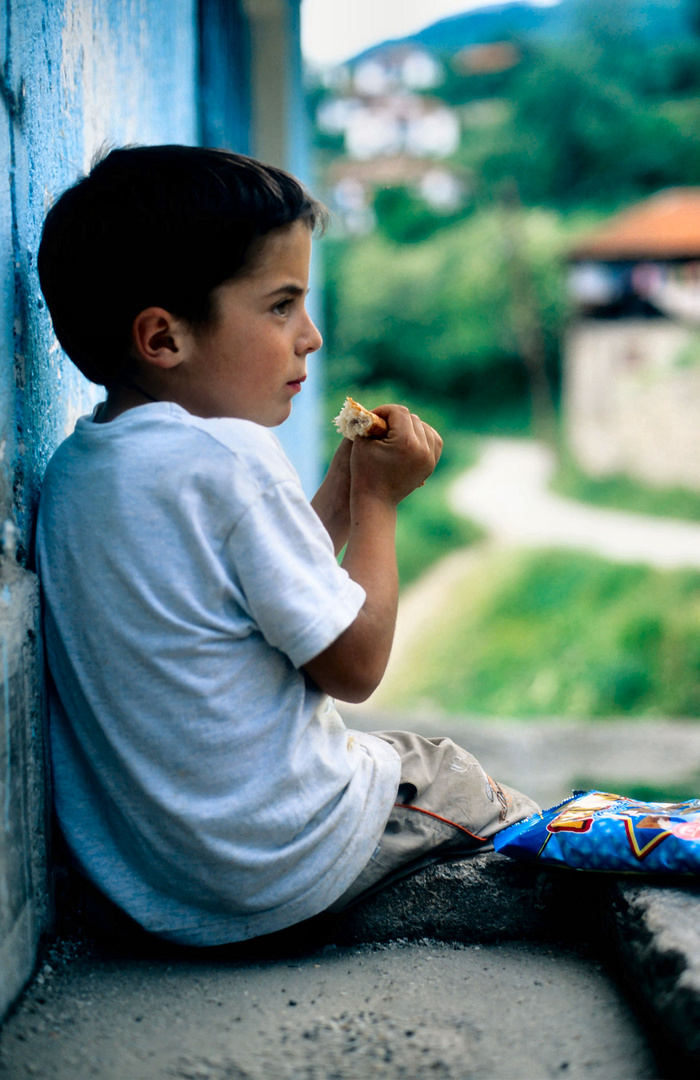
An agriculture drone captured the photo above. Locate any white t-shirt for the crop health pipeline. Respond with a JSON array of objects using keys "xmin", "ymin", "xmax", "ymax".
[{"xmin": 36, "ymin": 402, "xmax": 400, "ymax": 944}]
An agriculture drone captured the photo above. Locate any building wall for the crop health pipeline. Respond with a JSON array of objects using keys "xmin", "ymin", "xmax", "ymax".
[
  {"xmin": 244, "ymin": 0, "xmax": 323, "ymax": 495},
  {"xmin": 1, "ymin": 0, "xmax": 311, "ymax": 1024},
  {"xmin": 565, "ymin": 318, "xmax": 700, "ymax": 491},
  {"xmin": 0, "ymin": 0, "xmax": 200, "ymax": 1025}
]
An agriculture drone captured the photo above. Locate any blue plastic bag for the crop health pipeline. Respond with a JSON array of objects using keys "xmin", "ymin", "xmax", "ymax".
[{"xmin": 493, "ymin": 790, "xmax": 700, "ymax": 874}]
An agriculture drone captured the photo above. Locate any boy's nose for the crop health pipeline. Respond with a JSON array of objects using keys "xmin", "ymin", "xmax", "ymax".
[{"xmin": 299, "ymin": 313, "xmax": 323, "ymax": 355}]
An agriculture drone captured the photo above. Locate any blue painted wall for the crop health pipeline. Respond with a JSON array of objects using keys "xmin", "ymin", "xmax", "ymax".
[
  {"xmin": 2, "ymin": 0, "xmax": 200, "ymax": 559},
  {"xmin": 0, "ymin": 0, "xmax": 317, "ymax": 1023},
  {"xmin": 273, "ymin": 0, "xmax": 326, "ymax": 496},
  {"xmin": 0, "ymin": 0, "xmax": 202, "ymax": 1023}
]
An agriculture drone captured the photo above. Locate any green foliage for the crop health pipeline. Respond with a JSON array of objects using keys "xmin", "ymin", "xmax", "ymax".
[
  {"xmin": 372, "ymin": 187, "xmax": 467, "ymax": 244},
  {"xmin": 378, "ymin": 549, "xmax": 700, "ymax": 718},
  {"xmin": 322, "ymin": 207, "xmax": 570, "ymax": 416},
  {"xmin": 458, "ymin": 42, "xmax": 700, "ymax": 208},
  {"xmin": 312, "ymin": 10, "xmax": 700, "ymax": 722},
  {"xmin": 395, "ymin": 434, "xmax": 483, "ymax": 586}
]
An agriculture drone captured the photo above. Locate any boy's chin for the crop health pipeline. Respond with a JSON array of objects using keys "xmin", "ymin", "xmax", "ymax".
[
  {"xmin": 268, "ymin": 402, "xmax": 294, "ymax": 427},
  {"xmin": 250, "ymin": 410, "xmax": 292, "ymax": 428}
]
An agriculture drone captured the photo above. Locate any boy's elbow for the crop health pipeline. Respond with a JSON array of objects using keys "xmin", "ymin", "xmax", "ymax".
[
  {"xmin": 302, "ymin": 649, "xmax": 386, "ymax": 705},
  {"xmin": 329, "ymin": 671, "xmax": 382, "ymax": 704},
  {"xmin": 302, "ymin": 609, "xmax": 392, "ymax": 703}
]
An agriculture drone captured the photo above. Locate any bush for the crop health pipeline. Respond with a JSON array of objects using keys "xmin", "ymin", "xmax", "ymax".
[{"xmin": 322, "ymin": 207, "xmax": 571, "ymax": 425}]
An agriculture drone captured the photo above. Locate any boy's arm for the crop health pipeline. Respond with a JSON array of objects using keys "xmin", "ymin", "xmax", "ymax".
[
  {"xmin": 303, "ymin": 406, "xmax": 442, "ymax": 703},
  {"xmin": 310, "ymin": 438, "xmax": 352, "ymax": 556}
]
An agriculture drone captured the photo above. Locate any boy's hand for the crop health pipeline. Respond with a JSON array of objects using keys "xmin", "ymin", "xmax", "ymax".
[{"xmin": 350, "ymin": 404, "xmax": 442, "ymax": 509}]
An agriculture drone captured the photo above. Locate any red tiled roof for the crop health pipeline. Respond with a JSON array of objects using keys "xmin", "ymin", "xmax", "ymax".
[
  {"xmin": 570, "ymin": 189, "xmax": 700, "ymax": 261},
  {"xmin": 452, "ymin": 42, "xmax": 521, "ymax": 75}
]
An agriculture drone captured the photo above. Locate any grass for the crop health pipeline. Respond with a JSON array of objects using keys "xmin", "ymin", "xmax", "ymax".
[
  {"xmin": 395, "ymin": 431, "xmax": 483, "ymax": 586},
  {"xmin": 552, "ymin": 449, "xmax": 700, "ymax": 522},
  {"xmin": 376, "ymin": 547, "xmax": 700, "ymax": 719}
]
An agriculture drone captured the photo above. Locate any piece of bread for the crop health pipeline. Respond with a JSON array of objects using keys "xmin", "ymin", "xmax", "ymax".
[{"xmin": 333, "ymin": 397, "xmax": 388, "ymax": 441}]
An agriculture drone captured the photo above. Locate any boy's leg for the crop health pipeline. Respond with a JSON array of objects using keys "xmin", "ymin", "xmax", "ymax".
[{"xmin": 327, "ymin": 729, "xmax": 540, "ymax": 912}]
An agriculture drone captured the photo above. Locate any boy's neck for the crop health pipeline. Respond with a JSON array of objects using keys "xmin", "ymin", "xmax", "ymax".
[{"xmin": 96, "ymin": 380, "xmax": 161, "ymax": 423}]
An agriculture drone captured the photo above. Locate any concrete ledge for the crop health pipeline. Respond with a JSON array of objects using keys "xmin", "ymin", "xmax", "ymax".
[
  {"xmin": 50, "ymin": 846, "xmax": 700, "ymax": 1068},
  {"xmin": 318, "ymin": 855, "xmax": 700, "ymax": 1067},
  {"xmin": 319, "ymin": 853, "xmax": 596, "ymax": 946},
  {"xmin": 602, "ymin": 878, "xmax": 700, "ymax": 1068}
]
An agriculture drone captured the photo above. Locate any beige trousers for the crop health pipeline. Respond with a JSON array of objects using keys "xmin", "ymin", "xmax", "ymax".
[{"xmin": 328, "ymin": 730, "xmax": 541, "ymax": 912}]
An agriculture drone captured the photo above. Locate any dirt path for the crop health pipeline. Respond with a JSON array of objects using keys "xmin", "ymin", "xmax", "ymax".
[
  {"xmin": 395, "ymin": 437, "xmax": 700, "ymax": 670},
  {"xmin": 449, "ymin": 438, "xmax": 700, "ymax": 569}
]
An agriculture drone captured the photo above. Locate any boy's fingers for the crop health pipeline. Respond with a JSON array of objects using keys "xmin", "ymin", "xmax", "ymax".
[
  {"xmin": 370, "ymin": 404, "xmax": 439, "ymax": 447},
  {"xmin": 369, "ymin": 403, "xmax": 412, "ymax": 433},
  {"xmin": 360, "ymin": 403, "xmax": 443, "ymax": 478},
  {"xmin": 429, "ymin": 424, "xmax": 443, "ymax": 463},
  {"xmin": 409, "ymin": 414, "xmax": 442, "ymax": 464},
  {"xmin": 333, "ymin": 437, "xmax": 352, "ymax": 466}
]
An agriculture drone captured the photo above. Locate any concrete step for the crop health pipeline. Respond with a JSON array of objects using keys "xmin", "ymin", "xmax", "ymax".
[{"xmin": 0, "ymin": 853, "xmax": 670, "ymax": 1080}]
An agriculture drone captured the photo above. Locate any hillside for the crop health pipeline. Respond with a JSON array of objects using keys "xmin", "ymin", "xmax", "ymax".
[{"xmin": 357, "ymin": 0, "xmax": 693, "ymax": 60}]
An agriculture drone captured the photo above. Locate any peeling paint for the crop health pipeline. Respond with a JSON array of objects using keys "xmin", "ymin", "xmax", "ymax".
[
  {"xmin": 3, "ymin": 635, "xmax": 10, "ymax": 832},
  {"xmin": 1, "ymin": 0, "xmax": 200, "ymax": 1025},
  {"xmin": 2, "ymin": 0, "xmax": 312, "ymax": 1025}
]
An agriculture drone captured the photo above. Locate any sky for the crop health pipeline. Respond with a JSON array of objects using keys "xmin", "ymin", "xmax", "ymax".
[{"xmin": 301, "ymin": 0, "xmax": 560, "ymax": 68}]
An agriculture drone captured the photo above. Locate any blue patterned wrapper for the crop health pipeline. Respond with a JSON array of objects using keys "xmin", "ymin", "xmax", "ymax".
[{"xmin": 493, "ymin": 791, "xmax": 700, "ymax": 874}]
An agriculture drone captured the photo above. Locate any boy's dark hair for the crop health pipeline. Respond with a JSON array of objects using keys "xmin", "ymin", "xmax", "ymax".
[{"xmin": 38, "ymin": 145, "xmax": 328, "ymax": 385}]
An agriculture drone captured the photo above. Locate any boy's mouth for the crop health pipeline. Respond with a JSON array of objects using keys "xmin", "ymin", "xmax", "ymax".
[{"xmin": 286, "ymin": 375, "xmax": 306, "ymax": 393}]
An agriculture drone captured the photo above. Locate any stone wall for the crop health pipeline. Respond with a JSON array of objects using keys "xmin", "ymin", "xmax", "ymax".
[{"xmin": 565, "ymin": 318, "xmax": 700, "ymax": 491}]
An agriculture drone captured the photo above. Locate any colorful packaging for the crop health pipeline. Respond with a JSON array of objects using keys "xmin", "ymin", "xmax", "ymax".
[{"xmin": 493, "ymin": 790, "xmax": 700, "ymax": 874}]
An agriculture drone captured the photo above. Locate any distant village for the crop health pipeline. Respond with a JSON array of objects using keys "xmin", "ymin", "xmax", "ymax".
[
  {"xmin": 314, "ymin": 37, "xmax": 700, "ymax": 494},
  {"xmin": 314, "ymin": 41, "xmax": 517, "ymax": 232}
]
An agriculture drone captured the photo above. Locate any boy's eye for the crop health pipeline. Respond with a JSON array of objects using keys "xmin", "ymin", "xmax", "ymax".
[{"xmin": 273, "ymin": 298, "xmax": 292, "ymax": 315}]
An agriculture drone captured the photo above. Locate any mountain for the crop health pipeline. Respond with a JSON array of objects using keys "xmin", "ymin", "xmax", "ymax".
[{"xmin": 355, "ymin": 0, "xmax": 694, "ymax": 61}]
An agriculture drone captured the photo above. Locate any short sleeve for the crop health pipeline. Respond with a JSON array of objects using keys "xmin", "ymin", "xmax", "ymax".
[{"xmin": 227, "ymin": 480, "xmax": 366, "ymax": 668}]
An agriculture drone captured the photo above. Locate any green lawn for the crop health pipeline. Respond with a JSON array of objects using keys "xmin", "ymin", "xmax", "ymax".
[
  {"xmin": 552, "ymin": 451, "xmax": 700, "ymax": 522},
  {"xmin": 377, "ymin": 548, "xmax": 700, "ymax": 719},
  {"xmin": 395, "ymin": 431, "xmax": 483, "ymax": 586}
]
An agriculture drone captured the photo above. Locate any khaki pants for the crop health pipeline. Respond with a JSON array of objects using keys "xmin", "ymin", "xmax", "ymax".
[{"xmin": 328, "ymin": 730, "xmax": 541, "ymax": 912}]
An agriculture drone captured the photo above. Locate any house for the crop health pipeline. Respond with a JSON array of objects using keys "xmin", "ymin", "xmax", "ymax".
[
  {"xmin": 565, "ymin": 188, "xmax": 700, "ymax": 491},
  {"xmin": 314, "ymin": 41, "xmax": 464, "ymax": 233},
  {"xmin": 0, "ymin": 0, "xmax": 313, "ymax": 1025}
]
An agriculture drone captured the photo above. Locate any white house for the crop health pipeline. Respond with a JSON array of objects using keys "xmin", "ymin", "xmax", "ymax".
[{"xmin": 565, "ymin": 188, "xmax": 700, "ymax": 492}]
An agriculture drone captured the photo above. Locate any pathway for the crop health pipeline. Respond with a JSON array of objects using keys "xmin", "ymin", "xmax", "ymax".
[
  {"xmin": 381, "ymin": 436, "xmax": 700, "ymax": 690},
  {"xmin": 448, "ymin": 437, "xmax": 700, "ymax": 569}
]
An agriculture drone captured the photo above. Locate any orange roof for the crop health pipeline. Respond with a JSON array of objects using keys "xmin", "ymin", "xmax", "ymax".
[
  {"xmin": 453, "ymin": 42, "xmax": 521, "ymax": 75},
  {"xmin": 570, "ymin": 189, "xmax": 700, "ymax": 261}
]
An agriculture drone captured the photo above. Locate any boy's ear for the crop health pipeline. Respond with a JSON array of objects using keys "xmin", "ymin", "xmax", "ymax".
[{"xmin": 131, "ymin": 307, "xmax": 191, "ymax": 369}]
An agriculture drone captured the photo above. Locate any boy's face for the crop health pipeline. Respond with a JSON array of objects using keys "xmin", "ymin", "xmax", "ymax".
[{"xmin": 180, "ymin": 221, "xmax": 322, "ymax": 426}]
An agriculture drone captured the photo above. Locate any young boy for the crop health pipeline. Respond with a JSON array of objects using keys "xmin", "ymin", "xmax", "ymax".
[{"xmin": 36, "ymin": 146, "xmax": 539, "ymax": 946}]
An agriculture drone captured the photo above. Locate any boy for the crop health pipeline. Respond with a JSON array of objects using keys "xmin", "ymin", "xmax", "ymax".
[{"xmin": 36, "ymin": 146, "xmax": 538, "ymax": 946}]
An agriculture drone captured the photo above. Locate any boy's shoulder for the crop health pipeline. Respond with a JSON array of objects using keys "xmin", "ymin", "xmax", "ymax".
[
  {"xmin": 58, "ymin": 402, "xmax": 287, "ymax": 461},
  {"xmin": 43, "ymin": 403, "xmax": 298, "ymax": 501},
  {"xmin": 183, "ymin": 409, "xmax": 286, "ymax": 462}
]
